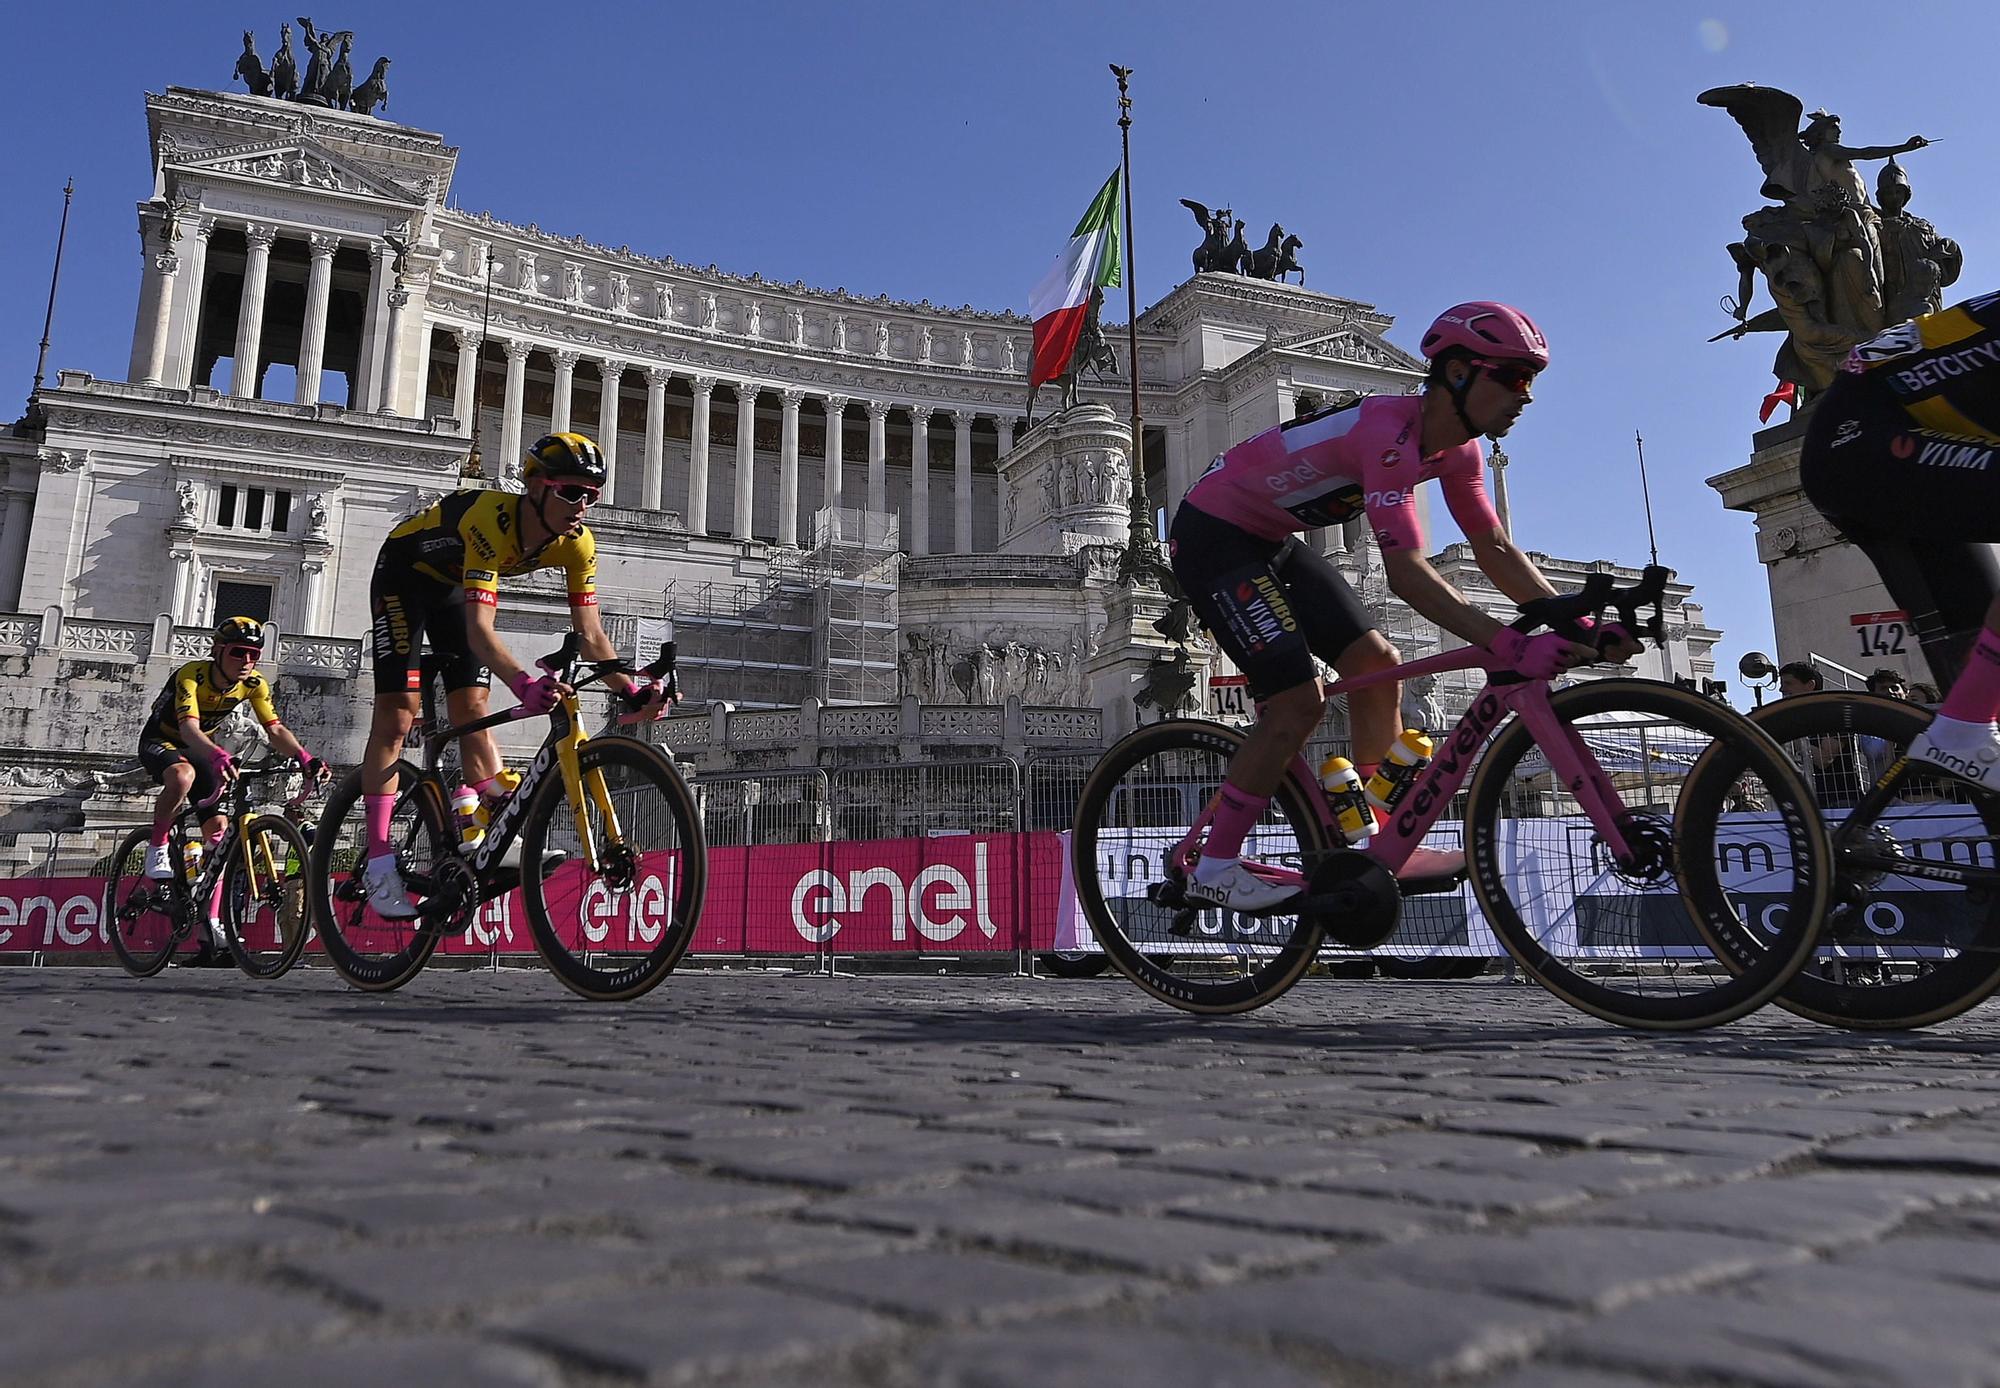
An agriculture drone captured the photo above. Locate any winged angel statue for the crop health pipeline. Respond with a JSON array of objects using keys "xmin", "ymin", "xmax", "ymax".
[{"xmin": 1698, "ymin": 84, "xmax": 1934, "ymax": 394}]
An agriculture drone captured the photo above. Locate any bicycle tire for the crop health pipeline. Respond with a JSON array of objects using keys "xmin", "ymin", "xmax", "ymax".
[
  {"xmin": 519, "ymin": 737, "xmax": 707, "ymax": 1001},
  {"xmin": 1037, "ymin": 950, "xmax": 1112, "ymax": 979},
  {"xmin": 1748, "ymin": 692, "xmax": 2000, "ymax": 1029},
  {"xmin": 1069, "ymin": 718, "xmax": 1334, "ymax": 1015},
  {"xmin": 221, "ymin": 813, "xmax": 313, "ymax": 980},
  {"xmin": 1465, "ymin": 679, "xmax": 1829, "ymax": 1030},
  {"xmin": 308, "ymin": 762, "xmax": 450, "ymax": 992},
  {"xmin": 104, "ymin": 827, "xmax": 183, "ymax": 977}
]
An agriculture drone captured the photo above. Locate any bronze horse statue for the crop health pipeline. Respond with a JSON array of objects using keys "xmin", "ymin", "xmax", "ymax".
[
  {"xmin": 1249, "ymin": 224, "xmax": 1305, "ymax": 284},
  {"xmin": 1179, "ymin": 199, "xmax": 1237, "ymax": 274},
  {"xmin": 234, "ymin": 32, "xmax": 271, "ymax": 96}
]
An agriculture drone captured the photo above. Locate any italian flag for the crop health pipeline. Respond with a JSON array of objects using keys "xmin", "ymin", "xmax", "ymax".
[{"xmin": 1028, "ymin": 168, "xmax": 1123, "ymax": 390}]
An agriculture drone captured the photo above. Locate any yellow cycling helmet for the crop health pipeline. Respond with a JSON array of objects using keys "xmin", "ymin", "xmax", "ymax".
[
  {"xmin": 523, "ymin": 432, "xmax": 608, "ymax": 487},
  {"xmin": 213, "ymin": 615, "xmax": 265, "ymax": 649}
]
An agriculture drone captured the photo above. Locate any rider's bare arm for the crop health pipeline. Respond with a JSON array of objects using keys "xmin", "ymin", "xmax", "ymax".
[
  {"xmin": 463, "ymin": 596, "xmax": 524, "ymax": 690},
  {"xmin": 568, "ymin": 599, "xmax": 638, "ymax": 695},
  {"xmin": 177, "ymin": 717, "xmax": 227, "ymax": 765},
  {"xmin": 1466, "ymin": 526, "xmax": 1562, "ymax": 608},
  {"xmin": 264, "ymin": 721, "xmax": 310, "ymax": 762},
  {"xmin": 1381, "ymin": 547, "xmax": 1511, "ymax": 651}
]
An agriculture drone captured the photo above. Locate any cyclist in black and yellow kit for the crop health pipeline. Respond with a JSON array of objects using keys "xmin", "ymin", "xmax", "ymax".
[
  {"xmin": 359, "ymin": 432, "xmax": 668, "ymax": 918},
  {"xmin": 137, "ymin": 617, "xmax": 329, "ymax": 953},
  {"xmin": 1801, "ymin": 291, "xmax": 2000, "ymax": 787}
]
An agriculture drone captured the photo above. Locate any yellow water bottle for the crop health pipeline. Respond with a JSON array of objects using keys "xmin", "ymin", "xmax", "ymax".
[
  {"xmin": 181, "ymin": 839, "xmax": 203, "ymax": 883},
  {"xmin": 1364, "ymin": 730, "xmax": 1434, "ymax": 813},
  {"xmin": 451, "ymin": 784, "xmax": 486, "ymax": 851},
  {"xmin": 1318, "ymin": 755, "xmax": 1374, "ymax": 848}
]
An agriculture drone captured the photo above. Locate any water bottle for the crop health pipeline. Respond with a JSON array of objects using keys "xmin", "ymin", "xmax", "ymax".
[
  {"xmin": 181, "ymin": 839, "xmax": 203, "ymax": 883},
  {"xmin": 1364, "ymin": 730, "xmax": 1434, "ymax": 814},
  {"xmin": 1318, "ymin": 755, "xmax": 1374, "ymax": 848},
  {"xmin": 451, "ymin": 784, "xmax": 486, "ymax": 851}
]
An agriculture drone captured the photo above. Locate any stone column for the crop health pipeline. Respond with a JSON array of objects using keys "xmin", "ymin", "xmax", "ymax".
[
  {"xmin": 733, "ymin": 383, "xmax": 761, "ymax": 541},
  {"xmin": 299, "ymin": 557, "xmax": 328, "ymax": 631},
  {"xmin": 550, "ymin": 349, "xmax": 578, "ymax": 434},
  {"xmin": 498, "ymin": 339, "xmax": 531, "ymax": 476},
  {"xmin": 778, "ymin": 388, "xmax": 803, "ymax": 548},
  {"xmin": 451, "ymin": 330, "xmax": 481, "ymax": 437},
  {"xmin": 353, "ymin": 240, "xmax": 391, "ymax": 409},
  {"xmin": 1490, "ymin": 444, "xmax": 1513, "ymax": 542},
  {"xmin": 908, "ymin": 406, "xmax": 931, "ymax": 557},
  {"xmin": 229, "ymin": 223, "xmax": 277, "ymax": 399},
  {"xmin": 952, "ymin": 409, "xmax": 974, "ymax": 553},
  {"xmin": 0, "ymin": 487, "xmax": 37, "ymax": 612},
  {"xmin": 139, "ymin": 248, "xmax": 179, "ymax": 387},
  {"xmin": 596, "ymin": 359, "xmax": 626, "ymax": 500},
  {"xmin": 165, "ymin": 216, "xmax": 215, "ymax": 390},
  {"xmin": 167, "ymin": 547, "xmax": 196, "ymax": 623},
  {"xmin": 821, "ymin": 394, "xmax": 848, "ymax": 522},
  {"xmin": 688, "ymin": 375, "xmax": 714, "ymax": 534},
  {"xmin": 378, "ymin": 282, "xmax": 412, "ymax": 415},
  {"xmin": 642, "ymin": 366, "xmax": 670, "ymax": 511},
  {"xmin": 294, "ymin": 233, "xmax": 338, "ymax": 405},
  {"xmin": 866, "ymin": 400, "xmax": 889, "ymax": 519}
]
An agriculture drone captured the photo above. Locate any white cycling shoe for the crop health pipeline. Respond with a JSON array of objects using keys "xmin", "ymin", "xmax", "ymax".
[
  {"xmin": 142, "ymin": 842, "xmax": 175, "ymax": 881},
  {"xmin": 363, "ymin": 856, "xmax": 423, "ymax": 921},
  {"xmin": 1185, "ymin": 860, "xmax": 1303, "ymax": 913},
  {"xmin": 1909, "ymin": 717, "xmax": 2000, "ymax": 788}
]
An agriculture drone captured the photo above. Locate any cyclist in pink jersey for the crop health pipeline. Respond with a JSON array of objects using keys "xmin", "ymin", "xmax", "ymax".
[{"xmin": 1168, "ymin": 302, "xmax": 1637, "ymax": 911}]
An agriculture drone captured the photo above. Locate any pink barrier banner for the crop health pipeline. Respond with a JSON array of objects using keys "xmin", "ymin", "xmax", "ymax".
[{"xmin": 5, "ymin": 832, "xmax": 1070, "ymax": 957}]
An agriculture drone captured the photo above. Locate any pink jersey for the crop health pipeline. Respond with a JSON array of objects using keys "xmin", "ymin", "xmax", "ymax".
[{"xmin": 1182, "ymin": 394, "xmax": 1501, "ymax": 553}]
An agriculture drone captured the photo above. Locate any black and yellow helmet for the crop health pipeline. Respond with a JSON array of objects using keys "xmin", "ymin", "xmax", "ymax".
[
  {"xmin": 524, "ymin": 432, "xmax": 608, "ymax": 487},
  {"xmin": 213, "ymin": 615, "xmax": 265, "ymax": 649}
]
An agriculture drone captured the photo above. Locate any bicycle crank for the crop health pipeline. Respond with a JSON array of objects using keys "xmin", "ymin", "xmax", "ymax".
[{"xmin": 1304, "ymin": 853, "xmax": 1402, "ymax": 949}]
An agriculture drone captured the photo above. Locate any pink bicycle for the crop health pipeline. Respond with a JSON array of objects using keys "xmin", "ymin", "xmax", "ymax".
[{"xmin": 1069, "ymin": 566, "xmax": 1833, "ymax": 1029}]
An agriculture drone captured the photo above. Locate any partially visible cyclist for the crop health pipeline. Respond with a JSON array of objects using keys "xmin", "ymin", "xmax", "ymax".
[
  {"xmin": 136, "ymin": 616, "xmax": 330, "ymax": 958},
  {"xmin": 1167, "ymin": 301, "xmax": 1637, "ymax": 911},
  {"xmin": 359, "ymin": 432, "xmax": 670, "ymax": 918},
  {"xmin": 1800, "ymin": 290, "xmax": 2000, "ymax": 788}
]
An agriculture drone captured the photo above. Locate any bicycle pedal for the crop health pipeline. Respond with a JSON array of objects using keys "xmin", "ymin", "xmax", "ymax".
[
  {"xmin": 1168, "ymin": 908, "xmax": 1196, "ymax": 938},
  {"xmin": 1146, "ymin": 879, "xmax": 1188, "ymax": 909}
]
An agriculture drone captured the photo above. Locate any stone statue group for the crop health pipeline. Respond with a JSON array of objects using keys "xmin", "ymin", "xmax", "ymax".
[
  {"xmin": 1179, "ymin": 200, "xmax": 1305, "ymax": 284},
  {"xmin": 1701, "ymin": 84, "xmax": 1960, "ymax": 397},
  {"xmin": 899, "ymin": 632, "xmax": 1088, "ymax": 706},
  {"xmin": 234, "ymin": 18, "xmax": 391, "ymax": 116}
]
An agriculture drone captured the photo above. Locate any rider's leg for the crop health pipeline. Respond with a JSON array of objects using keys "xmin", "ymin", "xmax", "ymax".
[
  {"xmin": 450, "ymin": 686, "xmax": 500, "ymax": 789},
  {"xmin": 1331, "ymin": 631, "xmax": 1401, "ymax": 774},
  {"xmin": 1188, "ymin": 680, "xmax": 1322, "ymax": 910},
  {"xmin": 151, "ymin": 761, "xmax": 194, "ymax": 839}
]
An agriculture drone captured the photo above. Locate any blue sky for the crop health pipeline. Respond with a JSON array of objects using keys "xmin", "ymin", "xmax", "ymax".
[{"xmin": 6, "ymin": 2, "xmax": 1996, "ymax": 700}]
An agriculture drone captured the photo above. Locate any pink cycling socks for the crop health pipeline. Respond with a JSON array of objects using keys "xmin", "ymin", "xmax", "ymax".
[
  {"xmin": 1940, "ymin": 628, "xmax": 2000, "ymax": 724},
  {"xmin": 364, "ymin": 793, "xmax": 396, "ymax": 861},
  {"xmin": 1200, "ymin": 783, "xmax": 1270, "ymax": 864},
  {"xmin": 149, "ymin": 823, "xmax": 171, "ymax": 848}
]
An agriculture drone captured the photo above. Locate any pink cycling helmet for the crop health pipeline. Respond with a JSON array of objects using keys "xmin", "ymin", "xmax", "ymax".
[{"xmin": 1419, "ymin": 302, "xmax": 1549, "ymax": 368}]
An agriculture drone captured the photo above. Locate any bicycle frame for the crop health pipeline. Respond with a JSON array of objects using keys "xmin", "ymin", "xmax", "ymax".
[
  {"xmin": 1827, "ymin": 749, "xmax": 2000, "ymax": 893},
  {"xmin": 165, "ymin": 769, "xmax": 302, "ymax": 931},
  {"xmin": 1169, "ymin": 644, "xmax": 1643, "ymax": 886}
]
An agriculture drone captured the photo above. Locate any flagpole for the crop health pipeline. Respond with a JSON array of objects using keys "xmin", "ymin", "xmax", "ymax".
[
  {"xmin": 28, "ymin": 178, "xmax": 76, "ymax": 415},
  {"xmin": 1111, "ymin": 65, "xmax": 1163, "ymax": 581}
]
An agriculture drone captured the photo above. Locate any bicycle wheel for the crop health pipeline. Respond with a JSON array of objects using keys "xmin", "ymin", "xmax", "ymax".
[
  {"xmin": 519, "ymin": 736, "xmax": 707, "ymax": 1001},
  {"xmin": 104, "ymin": 827, "xmax": 184, "ymax": 977},
  {"xmin": 220, "ymin": 813, "xmax": 312, "ymax": 980},
  {"xmin": 308, "ymin": 763, "xmax": 453, "ymax": 991},
  {"xmin": 1069, "ymin": 718, "xmax": 1336, "ymax": 1015},
  {"xmin": 1465, "ymin": 679, "xmax": 1829, "ymax": 1030},
  {"xmin": 1749, "ymin": 692, "xmax": 2000, "ymax": 1029}
]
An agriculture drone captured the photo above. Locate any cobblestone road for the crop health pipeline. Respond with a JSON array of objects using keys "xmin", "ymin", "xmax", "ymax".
[{"xmin": 7, "ymin": 964, "xmax": 2000, "ymax": 1387}]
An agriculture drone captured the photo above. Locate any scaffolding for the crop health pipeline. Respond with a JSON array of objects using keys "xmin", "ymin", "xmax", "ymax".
[{"xmin": 667, "ymin": 506, "xmax": 901, "ymax": 709}]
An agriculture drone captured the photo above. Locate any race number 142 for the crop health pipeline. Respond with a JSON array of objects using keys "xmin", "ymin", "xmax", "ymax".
[{"xmin": 1851, "ymin": 609, "xmax": 1909, "ymax": 658}]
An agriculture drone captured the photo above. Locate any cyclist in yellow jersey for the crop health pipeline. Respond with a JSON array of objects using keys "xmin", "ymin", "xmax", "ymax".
[
  {"xmin": 359, "ymin": 433, "xmax": 670, "ymax": 917},
  {"xmin": 1801, "ymin": 291, "xmax": 2000, "ymax": 786},
  {"xmin": 136, "ymin": 617, "xmax": 330, "ymax": 956}
]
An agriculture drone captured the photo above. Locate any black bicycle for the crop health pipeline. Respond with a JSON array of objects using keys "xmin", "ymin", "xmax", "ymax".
[
  {"xmin": 307, "ymin": 636, "xmax": 706, "ymax": 1001},
  {"xmin": 103, "ymin": 764, "xmax": 317, "ymax": 979}
]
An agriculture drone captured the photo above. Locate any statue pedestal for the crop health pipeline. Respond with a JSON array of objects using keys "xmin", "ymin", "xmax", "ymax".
[
  {"xmin": 1087, "ymin": 582, "xmax": 1188, "ymax": 740},
  {"xmin": 999, "ymin": 404, "xmax": 1134, "ymax": 555}
]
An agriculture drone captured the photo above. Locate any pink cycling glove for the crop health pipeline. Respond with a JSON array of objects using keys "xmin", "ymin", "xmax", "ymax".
[
  {"xmin": 508, "ymin": 669, "xmax": 561, "ymax": 716},
  {"xmin": 1482, "ymin": 628, "xmax": 1577, "ymax": 680}
]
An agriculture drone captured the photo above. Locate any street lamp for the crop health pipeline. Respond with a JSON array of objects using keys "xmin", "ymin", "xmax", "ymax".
[{"xmin": 1738, "ymin": 651, "xmax": 1776, "ymax": 707}]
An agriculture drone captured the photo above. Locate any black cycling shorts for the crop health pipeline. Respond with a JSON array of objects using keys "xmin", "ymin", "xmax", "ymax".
[
  {"xmin": 1802, "ymin": 370, "xmax": 2000, "ymax": 684},
  {"xmin": 137, "ymin": 733, "xmax": 221, "ymax": 806},
  {"xmin": 369, "ymin": 564, "xmax": 491, "ymax": 698},
  {"xmin": 1168, "ymin": 501, "xmax": 1374, "ymax": 700}
]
